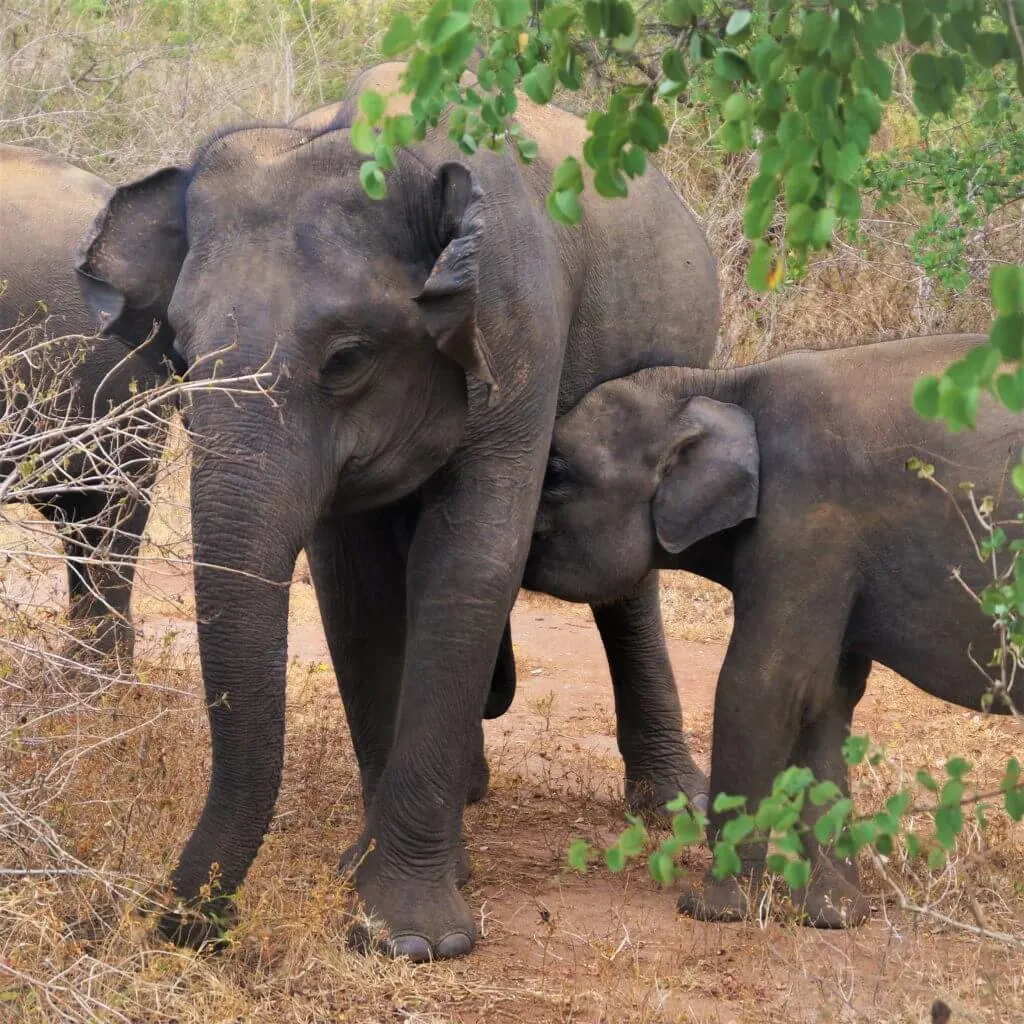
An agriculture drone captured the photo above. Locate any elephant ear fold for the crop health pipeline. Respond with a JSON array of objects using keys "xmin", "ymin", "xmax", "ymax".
[
  {"xmin": 652, "ymin": 396, "xmax": 759, "ymax": 555},
  {"xmin": 414, "ymin": 162, "xmax": 498, "ymax": 404},
  {"xmin": 75, "ymin": 166, "xmax": 189, "ymax": 358}
]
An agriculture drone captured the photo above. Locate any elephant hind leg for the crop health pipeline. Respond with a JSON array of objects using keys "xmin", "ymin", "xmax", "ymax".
[{"xmin": 44, "ymin": 489, "xmax": 153, "ymax": 675}]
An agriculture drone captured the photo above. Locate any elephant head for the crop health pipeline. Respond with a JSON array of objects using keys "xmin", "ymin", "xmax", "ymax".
[
  {"xmin": 525, "ymin": 371, "xmax": 760, "ymax": 603},
  {"xmin": 73, "ymin": 125, "xmax": 499, "ymax": 915}
]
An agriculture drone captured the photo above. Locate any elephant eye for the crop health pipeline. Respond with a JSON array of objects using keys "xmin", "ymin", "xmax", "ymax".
[
  {"xmin": 543, "ymin": 455, "xmax": 573, "ymax": 494},
  {"xmin": 321, "ymin": 339, "xmax": 370, "ymax": 377}
]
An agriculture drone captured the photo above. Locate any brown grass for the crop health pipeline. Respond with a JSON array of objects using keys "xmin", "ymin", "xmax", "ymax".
[{"xmin": 2, "ymin": 3, "xmax": 1023, "ymax": 1021}]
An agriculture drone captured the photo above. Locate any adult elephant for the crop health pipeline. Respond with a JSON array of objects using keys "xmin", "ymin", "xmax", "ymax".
[
  {"xmin": 0, "ymin": 143, "xmax": 175, "ymax": 671},
  {"xmin": 75, "ymin": 62, "xmax": 719, "ymax": 959}
]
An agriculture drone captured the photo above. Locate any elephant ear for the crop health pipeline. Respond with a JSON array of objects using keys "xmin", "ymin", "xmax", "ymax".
[
  {"xmin": 652, "ymin": 396, "xmax": 760, "ymax": 555},
  {"xmin": 74, "ymin": 166, "xmax": 189, "ymax": 367},
  {"xmin": 414, "ymin": 162, "xmax": 497, "ymax": 403}
]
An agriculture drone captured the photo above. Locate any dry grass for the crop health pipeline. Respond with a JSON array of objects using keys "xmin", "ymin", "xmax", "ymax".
[{"xmin": 2, "ymin": 3, "xmax": 1023, "ymax": 1021}]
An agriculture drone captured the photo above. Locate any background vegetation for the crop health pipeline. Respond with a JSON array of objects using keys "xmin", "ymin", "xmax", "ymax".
[{"xmin": 1, "ymin": 1, "xmax": 1022, "ymax": 1021}]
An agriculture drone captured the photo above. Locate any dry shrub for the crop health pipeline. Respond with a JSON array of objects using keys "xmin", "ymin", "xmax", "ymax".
[{"xmin": 1, "ymin": 4, "xmax": 1023, "ymax": 1022}]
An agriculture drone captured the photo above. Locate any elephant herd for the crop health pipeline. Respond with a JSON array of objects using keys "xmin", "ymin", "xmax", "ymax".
[{"xmin": 1, "ymin": 59, "xmax": 1017, "ymax": 961}]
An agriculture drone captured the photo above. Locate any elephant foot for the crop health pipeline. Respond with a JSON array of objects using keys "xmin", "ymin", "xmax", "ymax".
[
  {"xmin": 677, "ymin": 870, "xmax": 762, "ymax": 923},
  {"xmin": 61, "ymin": 620, "xmax": 135, "ymax": 684},
  {"xmin": 340, "ymin": 832, "xmax": 472, "ymax": 890},
  {"xmin": 147, "ymin": 893, "xmax": 236, "ymax": 952},
  {"xmin": 348, "ymin": 849, "xmax": 476, "ymax": 962},
  {"xmin": 625, "ymin": 756, "xmax": 709, "ymax": 820},
  {"xmin": 792, "ymin": 859, "xmax": 870, "ymax": 929},
  {"xmin": 465, "ymin": 747, "xmax": 490, "ymax": 805}
]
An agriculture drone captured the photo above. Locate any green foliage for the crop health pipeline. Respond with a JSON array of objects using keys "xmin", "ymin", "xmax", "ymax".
[
  {"xmin": 367, "ymin": 0, "xmax": 1022, "ymax": 289},
  {"xmin": 573, "ymin": 739, "xmax": 1024, "ymax": 906}
]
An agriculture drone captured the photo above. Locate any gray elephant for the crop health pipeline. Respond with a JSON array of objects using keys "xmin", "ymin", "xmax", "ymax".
[
  {"xmin": 74, "ymin": 62, "xmax": 720, "ymax": 959},
  {"xmin": 525, "ymin": 331, "xmax": 1020, "ymax": 928},
  {"xmin": 0, "ymin": 143, "xmax": 176, "ymax": 670}
]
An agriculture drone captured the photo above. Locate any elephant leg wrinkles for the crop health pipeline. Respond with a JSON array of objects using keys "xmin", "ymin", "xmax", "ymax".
[{"xmin": 678, "ymin": 549, "xmax": 860, "ymax": 925}]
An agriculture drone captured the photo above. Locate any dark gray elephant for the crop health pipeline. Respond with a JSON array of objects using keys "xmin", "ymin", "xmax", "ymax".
[
  {"xmin": 0, "ymin": 143, "xmax": 176, "ymax": 670},
  {"xmin": 74, "ymin": 62, "xmax": 720, "ymax": 959},
  {"xmin": 525, "ymin": 332, "xmax": 1019, "ymax": 929}
]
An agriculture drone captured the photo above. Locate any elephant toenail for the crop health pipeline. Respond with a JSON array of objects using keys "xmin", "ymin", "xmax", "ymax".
[
  {"xmin": 435, "ymin": 931, "xmax": 474, "ymax": 959},
  {"xmin": 388, "ymin": 933, "xmax": 434, "ymax": 962}
]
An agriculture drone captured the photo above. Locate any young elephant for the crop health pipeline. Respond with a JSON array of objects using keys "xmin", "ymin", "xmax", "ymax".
[
  {"xmin": 1, "ymin": 144, "xmax": 174, "ymax": 670},
  {"xmin": 524, "ymin": 332, "xmax": 1020, "ymax": 929}
]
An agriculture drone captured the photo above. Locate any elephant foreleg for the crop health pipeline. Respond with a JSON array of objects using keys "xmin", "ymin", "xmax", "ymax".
[{"xmin": 591, "ymin": 571, "xmax": 707, "ymax": 815}]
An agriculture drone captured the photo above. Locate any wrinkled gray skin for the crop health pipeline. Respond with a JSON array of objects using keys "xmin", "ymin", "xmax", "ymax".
[
  {"xmin": 0, "ymin": 144, "xmax": 172, "ymax": 669},
  {"xmin": 74, "ymin": 63, "xmax": 719, "ymax": 960},
  {"xmin": 525, "ymin": 332, "xmax": 1019, "ymax": 929}
]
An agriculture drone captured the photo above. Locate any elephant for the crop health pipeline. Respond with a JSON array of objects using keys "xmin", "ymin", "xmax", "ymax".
[
  {"xmin": 0, "ymin": 143, "xmax": 176, "ymax": 671},
  {"xmin": 524, "ymin": 331, "xmax": 1020, "ymax": 929},
  {"xmin": 74, "ymin": 61, "xmax": 720, "ymax": 959}
]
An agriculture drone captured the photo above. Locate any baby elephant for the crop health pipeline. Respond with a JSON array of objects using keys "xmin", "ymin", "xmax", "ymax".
[{"xmin": 524, "ymin": 332, "xmax": 1020, "ymax": 929}]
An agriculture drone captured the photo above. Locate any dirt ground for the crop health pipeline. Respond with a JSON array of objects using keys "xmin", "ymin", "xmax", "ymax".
[{"xmin": 4, "ymin": 499, "xmax": 1022, "ymax": 1023}]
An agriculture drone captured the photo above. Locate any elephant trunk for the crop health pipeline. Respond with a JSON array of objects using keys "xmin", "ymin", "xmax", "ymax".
[{"xmin": 166, "ymin": 408, "xmax": 317, "ymax": 936}]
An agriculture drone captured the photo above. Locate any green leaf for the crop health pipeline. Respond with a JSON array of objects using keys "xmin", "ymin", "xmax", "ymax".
[
  {"xmin": 605, "ymin": 845, "xmax": 626, "ymax": 872},
  {"xmin": 800, "ymin": 9, "xmax": 832, "ymax": 51},
  {"xmin": 429, "ymin": 11, "xmax": 471, "ymax": 48},
  {"xmin": 809, "ymin": 780, "xmax": 842, "ymax": 807},
  {"xmin": 523, "ymin": 63, "xmax": 557, "ymax": 105},
  {"xmin": 939, "ymin": 779, "xmax": 965, "ymax": 808},
  {"xmin": 359, "ymin": 90, "xmax": 386, "ymax": 125},
  {"xmin": 992, "ymin": 265, "xmax": 1024, "ymax": 315},
  {"xmin": 747, "ymin": 239, "xmax": 774, "ymax": 291},
  {"xmin": 542, "ymin": 3, "xmax": 579, "ymax": 32},
  {"xmin": 661, "ymin": 48, "xmax": 687, "ymax": 85},
  {"xmin": 622, "ymin": 145, "xmax": 647, "ymax": 178},
  {"xmin": 726, "ymin": 9, "xmax": 752, "ymax": 36},
  {"xmin": 723, "ymin": 92, "xmax": 749, "ymax": 122},
  {"xmin": 916, "ymin": 769, "xmax": 939, "ymax": 793},
  {"xmin": 714, "ymin": 49, "xmax": 750, "ymax": 83},
  {"xmin": 351, "ymin": 118, "xmax": 377, "ymax": 155},
  {"xmin": 552, "ymin": 156, "xmax": 583, "ymax": 193},
  {"xmin": 359, "ymin": 160, "xmax": 386, "ymax": 200},
  {"xmin": 548, "ymin": 187, "xmax": 583, "ymax": 225},
  {"xmin": 782, "ymin": 858, "xmax": 811, "ymax": 891},
  {"xmin": 618, "ymin": 821, "xmax": 648, "ymax": 857},
  {"xmin": 721, "ymin": 814, "xmax": 755, "ymax": 845},
  {"xmin": 991, "ymin": 314, "xmax": 1024, "ymax": 362},
  {"xmin": 495, "ymin": 0, "xmax": 531, "ymax": 29},
  {"xmin": 649, "ymin": 850, "xmax": 677, "ymax": 886},
  {"xmin": 568, "ymin": 837, "xmax": 592, "ymax": 872},
  {"xmin": 516, "ymin": 136, "xmax": 539, "ymax": 164},
  {"xmin": 945, "ymin": 757, "xmax": 972, "ymax": 782},
  {"xmin": 811, "ymin": 207, "xmax": 837, "ymax": 248},
  {"xmin": 594, "ymin": 163, "xmax": 628, "ymax": 198},
  {"xmin": 913, "ymin": 375, "xmax": 940, "ymax": 418},
  {"xmin": 876, "ymin": 4, "xmax": 903, "ymax": 44},
  {"xmin": 672, "ymin": 812, "xmax": 703, "ymax": 844},
  {"xmin": 713, "ymin": 793, "xmax": 747, "ymax": 814},
  {"xmin": 388, "ymin": 114, "xmax": 416, "ymax": 147},
  {"xmin": 842, "ymin": 734, "xmax": 870, "ymax": 766},
  {"xmin": 711, "ymin": 842, "xmax": 742, "ymax": 880},
  {"xmin": 664, "ymin": 0, "xmax": 695, "ymax": 28},
  {"xmin": 995, "ymin": 371, "xmax": 1024, "ymax": 413},
  {"xmin": 665, "ymin": 793, "xmax": 689, "ymax": 813},
  {"xmin": 927, "ymin": 845, "xmax": 947, "ymax": 869},
  {"xmin": 381, "ymin": 14, "xmax": 417, "ymax": 57},
  {"xmin": 909, "ymin": 52, "xmax": 940, "ymax": 90},
  {"xmin": 972, "ymin": 32, "xmax": 1008, "ymax": 68}
]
